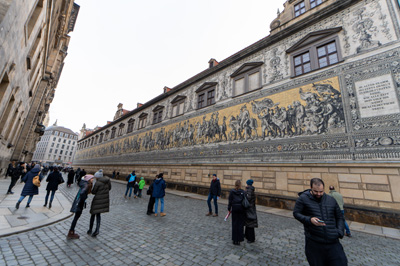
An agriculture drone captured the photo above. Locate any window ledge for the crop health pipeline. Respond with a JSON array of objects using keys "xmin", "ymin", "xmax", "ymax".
[
  {"xmin": 197, "ymin": 103, "xmax": 216, "ymax": 110},
  {"xmin": 232, "ymin": 87, "xmax": 262, "ymax": 99}
]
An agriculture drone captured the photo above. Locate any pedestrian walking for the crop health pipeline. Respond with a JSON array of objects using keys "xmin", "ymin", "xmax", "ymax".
[
  {"xmin": 5, "ymin": 161, "xmax": 13, "ymax": 179},
  {"xmin": 146, "ymin": 175, "xmax": 157, "ymax": 215},
  {"xmin": 44, "ymin": 167, "xmax": 64, "ymax": 208},
  {"xmin": 293, "ymin": 178, "xmax": 347, "ymax": 266},
  {"xmin": 133, "ymin": 181, "xmax": 139, "ymax": 198},
  {"xmin": 15, "ymin": 164, "xmax": 43, "ymax": 209},
  {"xmin": 75, "ymin": 167, "xmax": 81, "ymax": 184},
  {"xmin": 206, "ymin": 174, "xmax": 221, "ymax": 217},
  {"xmin": 67, "ymin": 174, "xmax": 93, "ymax": 239},
  {"xmin": 6, "ymin": 161, "xmax": 18, "ymax": 194},
  {"xmin": 112, "ymin": 170, "xmax": 116, "ymax": 179},
  {"xmin": 228, "ymin": 180, "xmax": 246, "ymax": 245},
  {"xmin": 124, "ymin": 171, "xmax": 136, "ymax": 199},
  {"xmin": 138, "ymin": 177, "xmax": 145, "ymax": 198},
  {"xmin": 88, "ymin": 169, "xmax": 111, "ymax": 237},
  {"xmin": 329, "ymin": 186, "xmax": 352, "ymax": 237},
  {"xmin": 244, "ymin": 179, "xmax": 258, "ymax": 243},
  {"xmin": 116, "ymin": 171, "xmax": 120, "ymax": 179},
  {"xmin": 152, "ymin": 173, "xmax": 166, "ymax": 217},
  {"xmin": 67, "ymin": 168, "xmax": 75, "ymax": 187}
]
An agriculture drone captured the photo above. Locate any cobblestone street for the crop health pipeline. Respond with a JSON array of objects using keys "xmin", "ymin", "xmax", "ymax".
[{"xmin": 0, "ymin": 180, "xmax": 399, "ymax": 266}]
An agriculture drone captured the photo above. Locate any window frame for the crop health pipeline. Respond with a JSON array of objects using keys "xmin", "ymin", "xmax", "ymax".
[
  {"xmin": 230, "ymin": 62, "xmax": 263, "ymax": 97},
  {"xmin": 287, "ymin": 28, "xmax": 343, "ymax": 78},
  {"xmin": 310, "ymin": 0, "xmax": 323, "ymax": 9},
  {"xmin": 138, "ymin": 113, "xmax": 148, "ymax": 129},
  {"xmin": 110, "ymin": 127, "xmax": 117, "ymax": 139},
  {"xmin": 127, "ymin": 118, "xmax": 135, "ymax": 133},
  {"xmin": 294, "ymin": 1, "xmax": 306, "ymax": 17},
  {"xmin": 196, "ymin": 82, "xmax": 217, "ymax": 110},
  {"xmin": 152, "ymin": 105, "xmax": 164, "ymax": 125},
  {"xmin": 118, "ymin": 123, "xmax": 125, "ymax": 136},
  {"xmin": 171, "ymin": 95, "xmax": 186, "ymax": 118}
]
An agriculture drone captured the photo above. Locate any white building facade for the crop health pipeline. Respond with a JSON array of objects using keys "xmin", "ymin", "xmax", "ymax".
[{"xmin": 32, "ymin": 124, "xmax": 78, "ymax": 166}]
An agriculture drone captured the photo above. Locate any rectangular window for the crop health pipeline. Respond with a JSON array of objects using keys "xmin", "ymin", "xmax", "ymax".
[
  {"xmin": 248, "ymin": 71, "xmax": 260, "ymax": 91},
  {"xmin": 234, "ymin": 78, "xmax": 245, "ymax": 95},
  {"xmin": 310, "ymin": 0, "xmax": 323, "ymax": 9},
  {"xmin": 0, "ymin": 72, "xmax": 10, "ymax": 106},
  {"xmin": 70, "ymin": 152, "xmax": 73, "ymax": 156},
  {"xmin": 127, "ymin": 120, "xmax": 135, "ymax": 133},
  {"xmin": 207, "ymin": 89, "xmax": 215, "ymax": 106},
  {"xmin": 51, "ymin": 143, "xmax": 54, "ymax": 147},
  {"xmin": 62, "ymin": 144, "xmax": 65, "ymax": 149},
  {"xmin": 197, "ymin": 93, "xmax": 205, "ymax": 109},
  {"xmin": 317, "ymin": 42, "xmax": 338, "ymax": 68},
  {"xmin": 153, "ymin": 110, "xmax": 163, "ymax": 124},
  {"xmin": 294, "ymin": 1, "xmax": 306, "ymax": 17},
  {"xmin": 138, "ymin": 117, "xmax": 147, "ymax": 129},
  {"xmin": 172, "ymin": 101, "xmax": 185, "ymax": 117},
  {"xmin": 49, "ymin": 149, "xmax": 52, "ymax": 153},
  {"xmin": 25, "ymin": 0, "xmax": 44, "ymax": 40},
  {"xmin": 294, "ymin": 52, "xmax": 311, "ymax": 76},
  {"xmin": 68, "ymin": 140, "xmax": 71, "ymax": 144}
]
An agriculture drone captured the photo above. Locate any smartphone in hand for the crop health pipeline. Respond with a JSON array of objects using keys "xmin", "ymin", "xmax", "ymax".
[{"xmin": 317, "ymin": 219, "xmax": 325, "ymax": 223}]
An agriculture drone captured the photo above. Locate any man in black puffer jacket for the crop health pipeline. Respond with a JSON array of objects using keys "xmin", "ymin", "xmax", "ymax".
[{"xmin": 293, "ymin": 178, "xmax": 347, "ymax": 266}]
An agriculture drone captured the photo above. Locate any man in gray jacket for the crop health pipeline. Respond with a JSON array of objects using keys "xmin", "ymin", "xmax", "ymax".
[
  {"xmin": 329, "ymin": 186, "xmax": 351, "ymax": 237},
  {"xmin": 293, "ymin": 178, "xmax": 347, "ymax": 266}
]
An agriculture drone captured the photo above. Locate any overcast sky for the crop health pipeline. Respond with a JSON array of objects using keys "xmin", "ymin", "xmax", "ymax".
[{"xmin": 49, "ymin": 0, "xmax": 287, "ymax": 133}]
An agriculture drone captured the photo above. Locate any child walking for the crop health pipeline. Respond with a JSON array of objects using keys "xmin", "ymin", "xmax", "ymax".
[{"xmin": 138, "ymin": 177, "xmax": 145, "ymax": 198}]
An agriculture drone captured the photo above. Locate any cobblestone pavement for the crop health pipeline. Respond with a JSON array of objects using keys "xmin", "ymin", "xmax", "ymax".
[{"xmin": 0, "ymin": 180, "xmax": 399, "ymax": 266}]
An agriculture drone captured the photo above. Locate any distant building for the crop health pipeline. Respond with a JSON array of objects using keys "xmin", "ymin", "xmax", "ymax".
[
  {"xmin": 32, "ymin": 122, "xmax": 78, "ymax": 166},
  {"xmin": 0, "ymin": 0, "xmax": 79, "ymax": 172}
]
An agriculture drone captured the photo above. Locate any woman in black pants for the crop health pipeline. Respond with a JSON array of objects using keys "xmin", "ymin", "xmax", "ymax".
[
  {"xmin": 228, "ymin": 180, "xmax": 246, "ymax": 245},
  {"xmin": 67, "ymin": 175, "xmax": 93, "ymax": 239},
  {"xmin": 44, "ymin": 167, "xmax": 63, "ymax": 208}
]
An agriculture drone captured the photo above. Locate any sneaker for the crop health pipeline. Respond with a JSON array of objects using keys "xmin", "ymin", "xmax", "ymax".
[
  {"xmin": 26, "ymin": 204, "xmax": 30, "ymax": 208},
  {"xmin": 213, "ymin": 214, "xmax": 218, "ymax": 217},
  {"xmin": 160, "ymin": 212, "xmax": 166, "ymax": 217},
  {"xmin": 7, "ymin": 191, "xmax": 14, "ymax": 194},
  {"xmin": 345, "ymin": 233, "xmax": 352, "ymax": 237},
  {"xmin": 15, "ymin": 202, "xmax": 20, "ymax": 209},
  {"xmin": 154, "ymin": 213, "xmax": 158, "ymax": 217},
  {"xmin": 206, "ymin": 212, "xmax": 212, "ymax": 216}
]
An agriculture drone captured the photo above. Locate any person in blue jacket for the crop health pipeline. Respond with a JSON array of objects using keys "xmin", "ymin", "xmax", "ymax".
[
  {"xmin": 152, "ymin": 173, "xmax": 166, "ymax": 217},
  {"xmin": 15, "ymin": 164, "xmax": 44, "ymax": 209}
]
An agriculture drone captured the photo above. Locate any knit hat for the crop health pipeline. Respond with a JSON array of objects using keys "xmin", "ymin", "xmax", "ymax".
[
  {"xmin": 140, "ymin": 177, "xmax": 144, "ymax": 180},
  {"xmin": 84, "ymin": 175, "xmax": 94, "ymax": 181},
  {"xmin": 94, "ymin": 169, "xmax": 103, "ymax": 178},
  {"xmin": 246, "ymin": 179, "xmax": 254, "ymax": 185},
  {"xmin": 34, "ymin": 164, "xmax": 41, "ymax": 170}
]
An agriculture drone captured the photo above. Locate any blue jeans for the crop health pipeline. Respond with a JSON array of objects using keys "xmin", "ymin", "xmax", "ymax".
[
  {"xmin": 125, "ymin": 186, "xmax": 133, "ymax": 197},
  {"xmin": 342, "ymin": 210, "xmax": 351, "ymax": 235},
  {"xmin": 45, "ymin": 190, "xmax": 56, "ymax": 205},
  {"xmin": 18, "ymin": 195, "xmax": 33, "ymax": 204},
  {"xmin": 154, "ymin": 197, "xmax": 164, "ymax": 213},
  {"xmin": 207, "ymin": 194, "xmax": 218, "ymax": 214}
]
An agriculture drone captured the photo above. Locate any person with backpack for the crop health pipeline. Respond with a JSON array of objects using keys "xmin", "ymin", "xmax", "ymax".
[
  {"xmin": 125, "ymin": 171, "xmax": 136, "ymax": 199},
  {"xmin": 44, "ymin": 167, "xmax": 64, "ymax": 208},
  {"xmin": 228, "ymin": 180, "xmax": 246, "ymax": 245},
  {"xmin": 15, "ymin": 164, "xmax": 43, "ymax": 209}
]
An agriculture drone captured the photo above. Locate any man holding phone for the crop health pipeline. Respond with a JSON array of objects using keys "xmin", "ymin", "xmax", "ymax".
[{"xmin": 293, "ymin": 178, "xmax": 348, "ymax": 266}]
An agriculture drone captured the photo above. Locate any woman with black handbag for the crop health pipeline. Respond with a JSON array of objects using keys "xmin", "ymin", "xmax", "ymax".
[
  {"xmin": 245, "ymin": 179, "xmax": 258, "ymax": 243},
  {"xmin": 228, "ymin": 180, "xmax": 246, "ymax": 245}
]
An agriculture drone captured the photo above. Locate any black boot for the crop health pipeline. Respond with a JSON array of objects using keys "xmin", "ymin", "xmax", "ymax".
[{"xmin": 92, "ymin": 219, "xmax": 100, "ymax": 237}]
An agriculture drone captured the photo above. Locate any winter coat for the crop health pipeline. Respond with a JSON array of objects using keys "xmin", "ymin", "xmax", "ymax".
[
  {"xmin": 293, "ymin": 189, "xmax": 344, "ymax": 244},
  {"xmin": 152, "ymin": 177, "xmax": 166, "ymax": 198},
  {"xmin": 70, "ymin": 179, "xmax": 91, "ymax": 213},
  {"xmin": 126, "ymin": 174, "xmax": 136, "ymax": 187},
  {"xmin": 138, "ymin": 179, "xmax": 146, "ymax": 190},
  {"xmin": 90, "ymin": 177, "xmax": 111, "ymax": 214},
  {"xmin": 46, "ymin": 171, "xmax": 63, "ymax": 191},
  {"xmin": 228, "ymin": 189, "xmax": 245, "ymax": 213},
  {"xmin": 21, "ymin": 168, "xmax": 43, "ymax": 196},
  {"xmin": 209, "ymin": 178, "xmax": 221, "ymax": 196},
  {"xmin": 245, "ymin": 185, "xmax": 258, "ymax": 228},
  {"xmin": 67, "ymin": 170, "xmax": 75, "ymax": 184}
]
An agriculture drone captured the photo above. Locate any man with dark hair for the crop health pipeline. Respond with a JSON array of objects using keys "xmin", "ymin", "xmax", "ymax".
[
  {"xmin": 293, "ymin": 178, "xmax": 348, "ymax": 266},
  {"xmin": 329, "ymin": 185, "xmax": 351, "ymax": 237},
  {"xmin": 206, "ymin": 174, "xmax": 221, "ymax": 217}
]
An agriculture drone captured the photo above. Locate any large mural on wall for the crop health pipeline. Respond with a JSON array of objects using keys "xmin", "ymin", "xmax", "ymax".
[{"xmin": 76, "ymin": 77, "xmax": 346, "ymax": 160}]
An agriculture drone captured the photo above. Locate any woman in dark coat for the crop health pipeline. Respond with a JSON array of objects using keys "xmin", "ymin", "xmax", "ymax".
[
  {"xmin": 15, "ymin": 164, "xmax": 43, "ymax": 209},
  {"xmin": 44, "ymin": 167, "xmax": 64, "ymax": 208},
  {"xmin": 245, "ymin": 179, "xmax": 258, "ymax": 243},
  {"xmin": 67, "ymin": 168, "xmax": 75, "ymax": 187},
  {"xmin": 228, "ymin": 180, "xmax": 246, "ymax": 245},
  {"xmin": 88, "ymin": 169, "xmax": 111, "ymax": 237},
  {"xmin": 67, "ymin": 174, "xmax": 93, "ymax": 239}
]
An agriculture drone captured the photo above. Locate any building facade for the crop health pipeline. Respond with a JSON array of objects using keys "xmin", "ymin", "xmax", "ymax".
[
  {"xmin": 0, "ymin": 1, "xmax": 79, "ymax": 172},
  {"xmin": 74, "ymin": 0, "xmax": 400, "ymax": 227},
  {"xmin": 32, "ymin": 122, "xmax": 78, "ymax": 166}
]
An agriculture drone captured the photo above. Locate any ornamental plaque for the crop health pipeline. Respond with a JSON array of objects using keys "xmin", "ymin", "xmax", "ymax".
[{"xmin": 355, "ymin": 74, "xmax": 400, "ymax": 118}]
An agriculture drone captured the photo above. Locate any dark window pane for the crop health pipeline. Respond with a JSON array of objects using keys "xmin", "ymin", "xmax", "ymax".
[
  {"xmin": 329, "ymin": 54, "xmax": 338, "ymax": 64},
  {"xmin": 304, "ymin": 63, "xmax": 311, "ymax": 73},
  {"xmin": 319, "ymin": 58, "xmax": 328, "ymax": 68},
  {"xmin": 303, "ymin": 52, "xmax": 310, "ymax": 62},
  {"xmin": 317, "ymin": 47, "xmax": 326, "ymax": 56}
]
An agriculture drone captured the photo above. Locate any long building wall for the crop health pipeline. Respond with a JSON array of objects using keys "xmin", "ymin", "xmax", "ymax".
[{"xmin": 74, "ymin": 0, "xmax": 400, "ymax": 227}]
